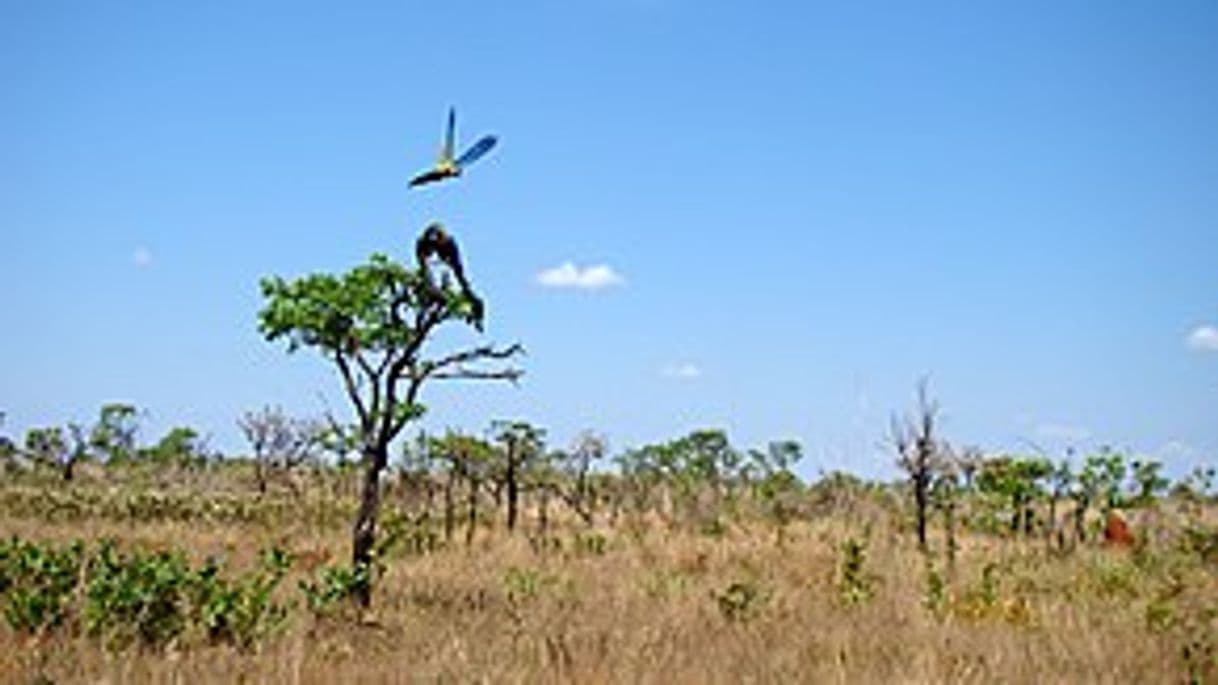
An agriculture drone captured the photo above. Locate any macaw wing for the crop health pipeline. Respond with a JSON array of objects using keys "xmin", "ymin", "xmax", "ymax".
[
  {"xmin": 410, "ymin": 168, "xmax": 447, "ymax": 187},
  {"xmin": 443, "ymin": 107, "xmax": 456, "ymax": 162},
  {"xmin": 456, "ymin": 135, "xmax": 497, "ymax": 169}
]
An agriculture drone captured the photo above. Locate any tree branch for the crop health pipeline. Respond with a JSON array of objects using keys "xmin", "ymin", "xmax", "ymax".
[{"xmin": 334, "ymin": 351, "xmax": 370, "ymax": 431}]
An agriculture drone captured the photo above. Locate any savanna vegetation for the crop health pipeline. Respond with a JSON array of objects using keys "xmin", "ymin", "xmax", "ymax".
[
  {"xmin": 1, "ymin": 186, "xmax": 1213, "ymax": 683},
  {"xmin": 0, "ymin": 394, "xmax": 1215, "ymax": 683}
]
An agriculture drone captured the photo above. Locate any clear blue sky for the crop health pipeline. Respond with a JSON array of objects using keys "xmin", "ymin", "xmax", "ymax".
[{"xmin": 3, "ymin": 1, "xmax": 1216, "ymax": 478}]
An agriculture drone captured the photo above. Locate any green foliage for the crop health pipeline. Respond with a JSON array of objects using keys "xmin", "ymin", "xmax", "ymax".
[
  {"xmin": 259, "ymin": 252, "xmax": 485, "ymax": 362},
  {"xmin": 1078, "ymin": 449, "xmax": 1128, "ymax": 513},
  {"xmin": 502, "ymin": 566, "xmax": 560, "ymax": 605},
  {"xmin": 91, "ymin": 403, "xmax": 140, "ymax": 464},
  {"xmin": 714, "ymin": 580, "xmax": 770, "ymax": 622},
  {"xmin": 976, "ymin": 455, "xmax": 1052, "ymax": 534},
  {"xmin": 0, "ymin": 537, "xmax": 85, "ymax": 632},
  {"xmin": 837, "ymin": 534, "xmax": 875, "ymax": 606},
  {"xmin": 143, "ymin": 426, "xmax": 209, "ymax": 466},
  {"xmin": 23, "ymin": 426, "xmax": 67, "ymax": 470},
  {"xmin": 922, "ymin": 561, "xmax": 948, "ymax": 618},
  {"xmin": 189, "ymin": 547, "xmax": 292, "ymax": 649},
  {"xmin": 571, "ymin": 531, "xmax": 608, "ymax": 557},
  {"xmin": 0, "ymin": 537, "xmax": 292, "ymax": 650},
  {"xmin": 299, "ymin": 563, "xmax": 370, "ymax": 619},
  {"xmin": 1130, "ymin": 458, "xmax": 1169, "ymax": 506}
]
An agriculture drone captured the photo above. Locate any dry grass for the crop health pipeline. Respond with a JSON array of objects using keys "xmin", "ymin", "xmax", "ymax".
[{"xmin": 2, "ymin": 485, "xmax": 1213, "ymax": 685}]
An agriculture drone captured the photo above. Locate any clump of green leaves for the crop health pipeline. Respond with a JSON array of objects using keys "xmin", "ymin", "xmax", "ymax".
[
  {"xmin": 571, "ymin": 531, "xmax": 608, "ymax": 557},
  {"xmin": 503, "ymin": 566, "xmax": 560, "ymax": 605},
  {"xmin": 714, "ymin": 580, "xmax": 770, "ymax": 622},
  {"xmin": 298, "ymin": 563, "xmax": 370, "ymax": 620},
  {"xmin": 922, "ymin": 561, "xmax": 948, "ymax": 618},
  {"xmin": 837, "ymin": 534, "xmax": 876, "ymax": 606},
  {"xmin": 0, "ymin": 536, "xmax": 293, "ymax": 650},
  {"xmin": 190, "ymin": 547, "xmax": 293, "ymax": 649},
  {"xmin": 0, "ymin": 537, "xmax": 84, "ymax": 632}
]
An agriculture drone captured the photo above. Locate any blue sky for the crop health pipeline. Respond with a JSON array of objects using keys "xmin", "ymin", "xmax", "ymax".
[{"xmin": 2, "ymin": 1, "xmax": 1216, "ymax": 478}]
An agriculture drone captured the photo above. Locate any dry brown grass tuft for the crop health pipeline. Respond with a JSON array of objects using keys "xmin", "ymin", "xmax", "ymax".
[{"xmin": 2, "ymin": 501, "xmax": 1214, "ymax": 684}]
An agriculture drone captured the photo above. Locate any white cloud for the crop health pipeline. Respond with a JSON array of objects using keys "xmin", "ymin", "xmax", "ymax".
[
  {"xmin": 132, "ymin": 247, "xmax": 153, "ymax": 268},
  {"xmin": 661, "ymin": 363, "xmax": 701, "ymax": 380},
  {"xmin": 1034, "ymin": 422, "xmax": 1091, "ymax": 442},
  {"xmin": 536, "ymin": 261, "xmax": 624, "ymax": 290},
  {"xmin": 1186, "ymin": 324, "xmax": 1218, "ymax": 352}
]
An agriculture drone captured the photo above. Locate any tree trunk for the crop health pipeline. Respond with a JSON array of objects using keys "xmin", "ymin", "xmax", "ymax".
[
  {"xmin": 466, "ymin": 477, "xmax": 479, "ymax": 547},
  {"xmin": 914, "ymin": 475, "xmax": 929, "ymax": 552},
  {"xmin": 351, "ymin": 444, "xmax": 388, "ymax": 607},
  {"xmin": 538, "ymin": 487, "xmax": 550, "ymax": 536},
  {"xmin": 443, "ymin": 468, "xmax": 456, "ymax": 543},
  {"xmin": 944, "ymin": 495, "xmax": 957, "ymax": 576},
  {"xmin": 506, "ymin": 443, "xmax": 519, "ymax": 532}
]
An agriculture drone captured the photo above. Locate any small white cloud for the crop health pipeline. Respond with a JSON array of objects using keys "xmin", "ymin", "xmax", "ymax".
[
  {"xmin": 1034, "ymin": 422, "xmax": 1090, "ymax": 442},
  {"xmin": 1186, "ymin": 324, "xmax": 1218, "ymax": 352},
  {"xmin": 132, "ymin": 247, "xmax": 153, "ymax": 268},
  {"xmin": 661, "ymin": 363, "xmax": 701, "ymax": 380},
  {"xmin": 536, "ymin": 261, "xmax": 624, "ymax": 290}
]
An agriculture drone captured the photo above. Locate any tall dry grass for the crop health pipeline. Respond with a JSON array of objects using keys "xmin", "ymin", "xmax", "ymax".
[{"xmin": 2, "ymin": 483, "xmax": 1212, "ymax": 684}]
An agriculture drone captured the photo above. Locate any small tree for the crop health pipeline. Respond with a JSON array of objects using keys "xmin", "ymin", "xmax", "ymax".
[
  {"xmin": 238, "ymin": 406, "xmax": 326, "ymax": 495},
  {"xmin": 24, "ymin": 426, "xmax": 68, "ymax": 476},
  {"xmin": 555, "ymin": 430, "xmax": 607, "ymax": 526},
  {"xmin": 891, "ymin": 378, "xmax": 943, "ymax": 553},
  {"xmin": 1129, "ymin": 458, "xmax": 1169, "ymax": 507},
  {"xmin": 746, "ymin": 440, "xmax": 804, "ymax": 546},
  {"xmin": 89, "ymin": 403, "xmax": 140, "ymax": 464},
  {"xmin": 490, "ymin": 420, "xmax": 546, "ymax": 533},
  {"xmin": 258, "ymin": 246, "xmax": 522, "ymax": 606}
]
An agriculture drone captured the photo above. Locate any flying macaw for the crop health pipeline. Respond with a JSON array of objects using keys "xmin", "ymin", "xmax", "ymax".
[{"xmin": 409, "ymin": 108, "xmax": 498, "ymax": 188}]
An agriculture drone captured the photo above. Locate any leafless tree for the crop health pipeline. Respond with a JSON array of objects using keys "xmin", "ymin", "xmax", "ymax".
[
  {"xmin": 890, "ymin": 378, "xmax": 945, "ymax": 553},
  {"xmin": 238, "ymin": 406, "xmax": 326, "ymax": 495},
  {"xmin": 557, "ymin": 430, "xmax": 607, "ymax": 526}
]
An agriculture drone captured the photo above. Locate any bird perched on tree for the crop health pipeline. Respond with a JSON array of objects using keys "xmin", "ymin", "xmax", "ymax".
[
  {"xmin": 415, "ymin": 223, "xmax": 484, "ymax": 331},
  {"xmin": 409, "ymin": 108, "xmax": 498, "ymax": 188}
]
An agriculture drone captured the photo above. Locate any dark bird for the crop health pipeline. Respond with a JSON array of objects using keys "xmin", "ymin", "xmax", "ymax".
[
  {"xmin": 409, "ymin": 108, "xmax": 497, "ymax": 188},
  {"xmin": 415, "ymin": 223, "xmax": 484, "ymax": 330}
]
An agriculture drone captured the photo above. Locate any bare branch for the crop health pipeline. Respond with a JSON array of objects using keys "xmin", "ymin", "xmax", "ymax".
[
  {"xmin": 429, "ymin": 368, "xmax": 525, "ymax": 382},
  {"xmin": 412, "ymin": 343, "xmax": 526, "ymax": 380}
]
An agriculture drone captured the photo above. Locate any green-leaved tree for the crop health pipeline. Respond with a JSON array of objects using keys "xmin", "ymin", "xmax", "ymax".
[{"xmin": 258, "ymin": 247, "xmax": 522, "ymax": 606}]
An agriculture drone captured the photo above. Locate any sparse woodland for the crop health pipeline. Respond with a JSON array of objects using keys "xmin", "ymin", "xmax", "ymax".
[{"xmin": 0, "ymin": 396, "xmax": 1215, "ymax": 683}]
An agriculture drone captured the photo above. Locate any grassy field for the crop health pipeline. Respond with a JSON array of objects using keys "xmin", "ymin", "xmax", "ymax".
[{"xmin": 1, "ymin": 463, "xmax": 1215, "ymax": 684}]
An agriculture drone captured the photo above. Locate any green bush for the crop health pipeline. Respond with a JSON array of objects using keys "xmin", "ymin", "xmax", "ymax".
[{"xmin": 0, "ymin": 537, "xmax": 84, "ymax": 632}]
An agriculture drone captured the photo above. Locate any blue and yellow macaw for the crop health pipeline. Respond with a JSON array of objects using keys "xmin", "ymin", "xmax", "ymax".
[{"xmin": 409, "ymin": 108, "xmax": 497, "ymax": 188}]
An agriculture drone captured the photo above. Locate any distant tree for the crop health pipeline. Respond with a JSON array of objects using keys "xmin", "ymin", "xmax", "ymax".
[
  {"xmin": 144, "ymin": 426, "xmax": 210, "ymax": 467},
  {"xmin": 890, "ymin": 378, "xmax": 944, "ymax": 553},
  {"xmin": 1072, "ymin": 449, "xmax": 1128, "ymax": 543},
  {"xmin": 89, "ymin": 403, "xmax": 140, "ymax": 464},
  {"xmin": 490, "ymin": 420, "xmax": 546, "ymax": 533},
  {"xmin": 617, "ymin": 429, "xmax": 743, "ymax": 530},
  {"xmin": 62, "ymin": 422, "xmax": 91, "ymax": 481},
  {"xmin": 930, "ymin": 445, "xmax": 961, "ymax": 571},
  {"xmin": 1129, "ymin": 458, "xmax": 1169, "ymax": 507},
  {"xmin": 238, "ymin": 406, "xmax": 326, "ymax": 494},
  {"xmin": 23, "ymin": 426, "xmax": 68, "ymax": 475},
  {"xmin": 746, "ymin": 440, "xmax": 804, "ymax": 545},
  {"xmin": 554, "ymin": 430, "xmax": 607, "ymax": 526},
  {"xmin": 1047, "ymin": 458, "xmax": 1074, "ymax": 547},
  {"xmin": 976, "ymin": 455, "xmax": 1052, "ymax": 536},
  {"xmin": 258, "ymin": 246, "xmax": 522, "ymax": 606}
]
